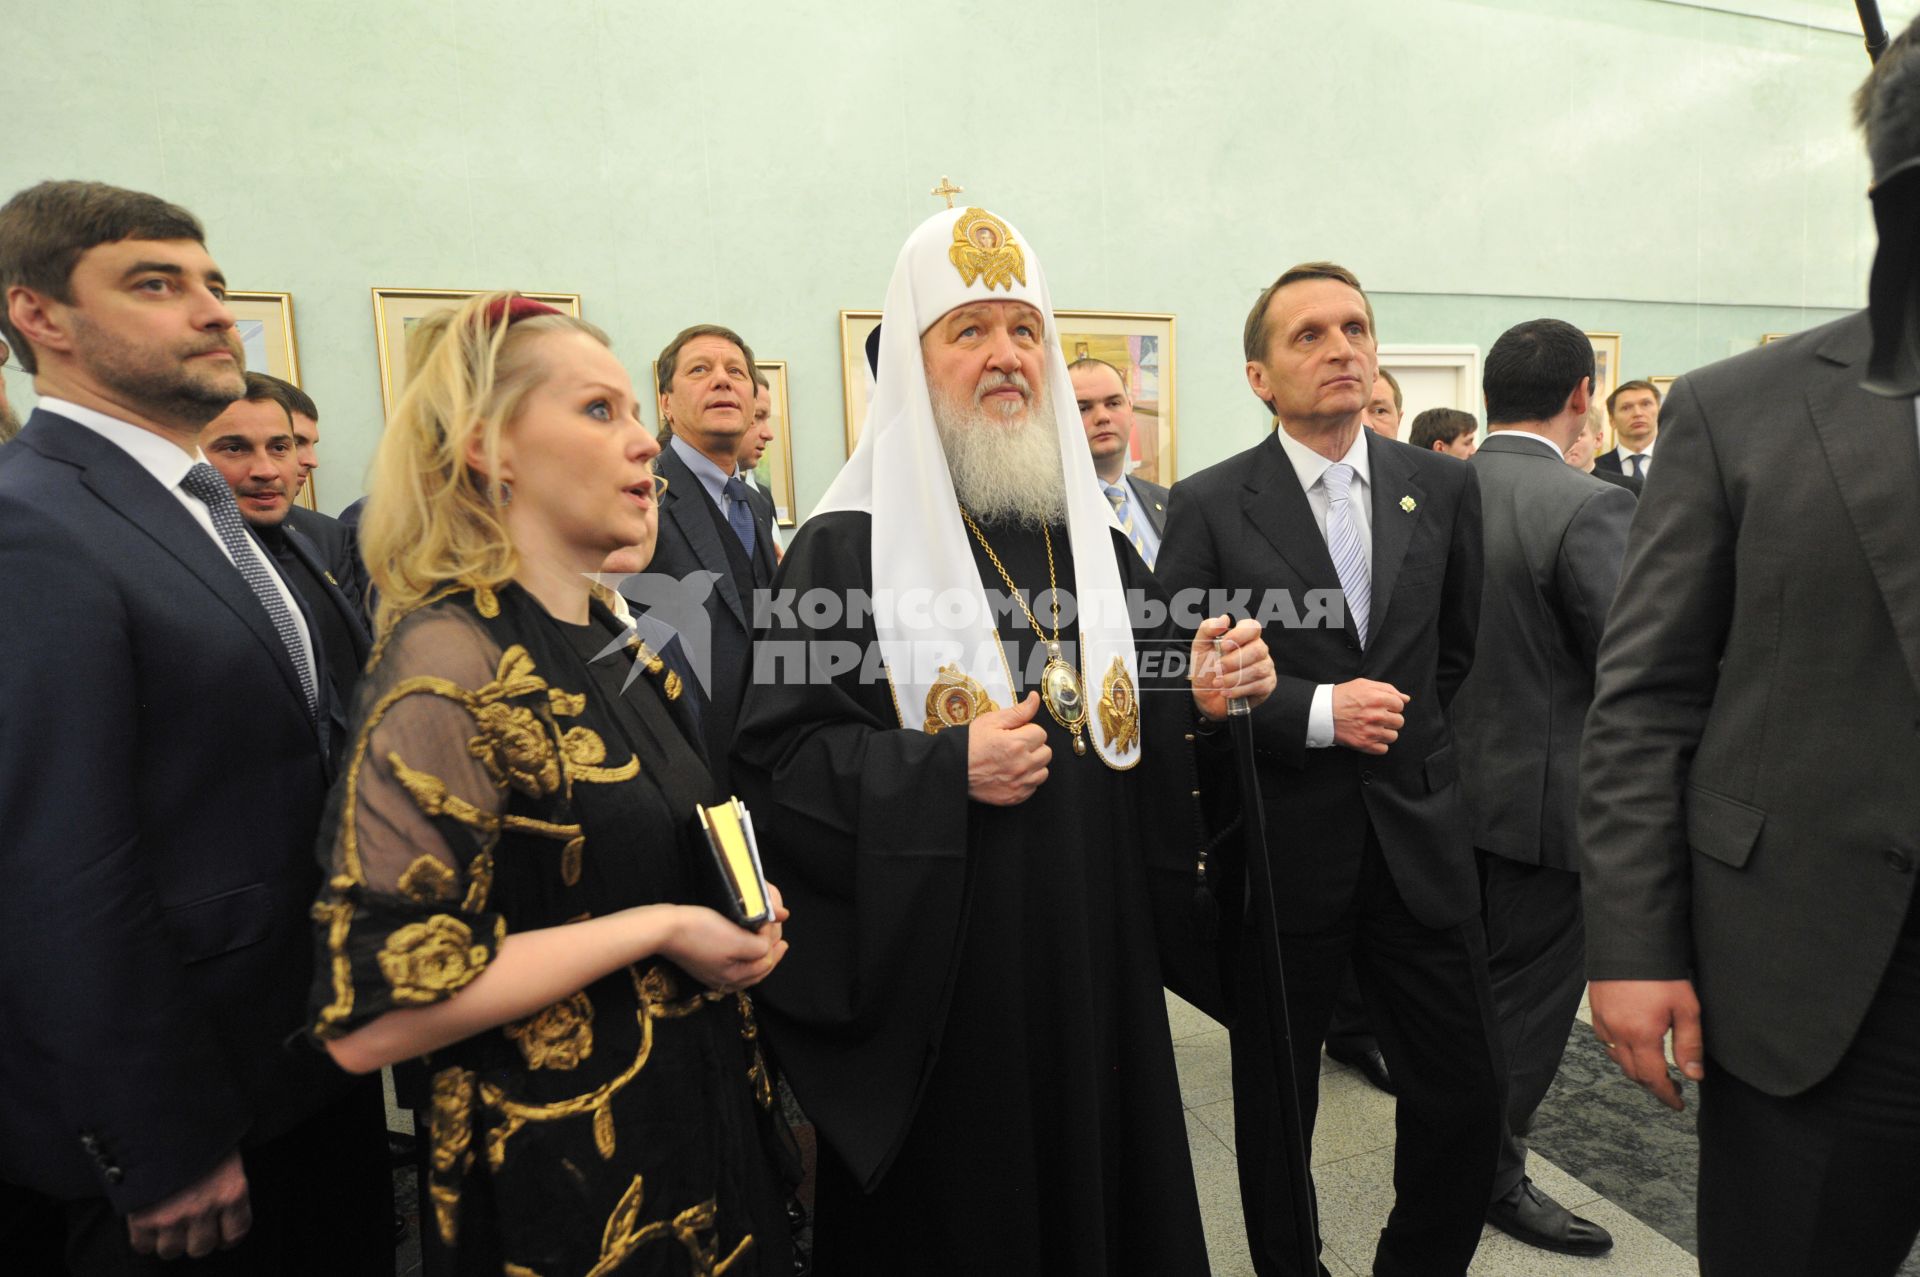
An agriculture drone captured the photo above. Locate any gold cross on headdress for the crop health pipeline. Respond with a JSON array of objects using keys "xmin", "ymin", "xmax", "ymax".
[{"xmin": 931, "ymin": 175, "xmax": 964, "ymax": 208}]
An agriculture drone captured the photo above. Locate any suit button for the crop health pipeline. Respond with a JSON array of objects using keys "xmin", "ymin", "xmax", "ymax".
[
  {"xmin": 78, "ymin": 1133, "xmax": 99, "ymax": 1153},
  {"xmin": 1887, "ymin": 849, "xmax": 1914, "ymax": 874},
  {"xmin": 1360, "ymin": 769, "xmax": 1374, "ymax": 786},
  {"xmin": 103, "ymin": 1166, "xmax": 124, "ymax": 1186}
]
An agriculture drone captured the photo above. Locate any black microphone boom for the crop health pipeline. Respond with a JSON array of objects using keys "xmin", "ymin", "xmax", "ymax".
[{"xmin": 1858, "ymin": 0, "xmax": 1890, "ymax": 62}]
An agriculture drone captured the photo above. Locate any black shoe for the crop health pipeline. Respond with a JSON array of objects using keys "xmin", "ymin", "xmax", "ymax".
[
  {"xmin": 1325, "ymin": 1043, "xmax": 1395, "ymax": 1096},
  {"xmin": 1486, "ymin": 1178, "xmax": 1613, "ymax": 1257}
]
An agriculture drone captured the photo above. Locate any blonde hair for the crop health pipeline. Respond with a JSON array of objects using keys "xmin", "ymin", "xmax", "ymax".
[{"xmin": 360, "ymin": 292, "xmax": 610, "ymax": 635}]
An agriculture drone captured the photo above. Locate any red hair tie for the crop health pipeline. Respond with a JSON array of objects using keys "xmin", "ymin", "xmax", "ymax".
[{"xmin": 479, "ymin": 294, "xmax": 564, "ymax": 329}]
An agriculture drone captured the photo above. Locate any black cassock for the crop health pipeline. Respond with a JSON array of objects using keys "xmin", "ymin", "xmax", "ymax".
[{"xmin": 735, "ymin": 510, "xmax": 1218, "ymax": 1276}]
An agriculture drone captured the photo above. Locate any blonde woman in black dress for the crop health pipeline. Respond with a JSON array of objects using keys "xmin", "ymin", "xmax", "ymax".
[{"xmin": 308, "ymin": 293, "xmax": 792, "ymax": 1276}]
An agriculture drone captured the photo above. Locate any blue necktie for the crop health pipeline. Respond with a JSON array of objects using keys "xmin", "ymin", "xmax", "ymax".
[
  {"xmin": 1323, "ymin": 462, "xmax": 1370, "ymax": 646},
  {"xmin": 1104, "ymin": 483, "xmax": 1152, "ymax": 567},
  {"xmin": 180, "ymin": 462, "xmax": 317, "ymax": 718},
  {"xmin": 1628, "ymin": 453, "xmax": 1646, "ymax": 479},
  {"xmin": 724, "ymin": 476, "xmax": 757, "ymax": 559}
]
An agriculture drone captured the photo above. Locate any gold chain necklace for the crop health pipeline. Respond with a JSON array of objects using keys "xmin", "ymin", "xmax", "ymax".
[{"xmin": 958, "ymin": 505, "xmax": 1089, "ymax": 755}]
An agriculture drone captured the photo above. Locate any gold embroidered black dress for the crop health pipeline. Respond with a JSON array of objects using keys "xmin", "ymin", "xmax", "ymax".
[{"xmin": 308, "ymin": 584, "xmax": 790, "ymax": 1277}]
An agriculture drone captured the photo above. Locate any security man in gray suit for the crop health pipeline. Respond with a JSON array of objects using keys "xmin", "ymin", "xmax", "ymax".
[
  {"xmin": 1453, "ymin": 319, "xmax": 1633, "ymax": 1259},
  {"xmin": 1581, "ymin": 19, "xmax": 1920, "ymax": 1273},
  {"xmin": 1070, "ymin": 356, "xmax": 1167, "ymax": 568}
]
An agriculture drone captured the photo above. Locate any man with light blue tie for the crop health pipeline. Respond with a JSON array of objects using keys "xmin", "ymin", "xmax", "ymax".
[
  {"xmin": 648, "ymin": 323, "xmax": 779, "ymax": 787},
  {"xmin": 1071, "ymin": 357, "xmax": 1167, "ymax": 569}
]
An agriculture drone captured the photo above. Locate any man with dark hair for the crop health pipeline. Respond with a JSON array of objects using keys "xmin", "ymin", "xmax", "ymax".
[
  {"xmin": 0, "ymin": 336, "xmax": 21, "ymax": 443},
  {"xmin": 0, "ymin": 180, "xmax": 388, "ymax": 1273},
  {"xmin": 1069, "ymin": 355, "xmax": 1167, "ymax": 568},
  {"xmin": 1408, "ymin": 407, "xmax": 1478, "ymax": 458},
  {"xmin": 1161, "ymin": 260, "xmax": 1499, "ymax": 1277},
  {"xmin": 1365, "ymin": 367, "xmax": 1403, "ymax": 438},
  {"xmin": 1582, "ymin": 18, "xmax": 1920, "ymax": 1273},
  {"xmin": 649, "ymin": 322, "xmax": 777, "ymax": 785},
  {"xmin": 200, "ymin": 374, "xmax": 373, "ymax": 764},
  {"xmin": 247, "ymin": 373, "xmax": 367, "ymax": 623},
  {"xmin": 736, "ymin": 367, "xmax": 783, "ymax": 553},
  {"xmin": 1594, "ymin": 379, "xmax": 1660, "ymax": 479},
  {"xmin": 1453, "ymin": 318, "xmax": 1634, "ymax": 1259}
]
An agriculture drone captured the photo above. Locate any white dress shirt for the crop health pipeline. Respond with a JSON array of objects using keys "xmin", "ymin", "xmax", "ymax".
[
  {"xmin": 1489, "ymin": 427, "xmax": 1565, "ymax": 458},
  {"xmin": 1272, "ymin": 426, "xmax": 1372, "ymax": 749},
  {"xmin": 42, "ymin": 396, "xmax": 317, "ymax": 692},
  {"xmin": 1611, "ymin": 439, "xmax": 1653, "ymax": 478}
]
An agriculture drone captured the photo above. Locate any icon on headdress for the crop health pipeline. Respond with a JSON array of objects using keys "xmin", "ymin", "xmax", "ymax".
[{"xmin": 949, "ymin": 208, "xmax": 1027, "ymax": 292}]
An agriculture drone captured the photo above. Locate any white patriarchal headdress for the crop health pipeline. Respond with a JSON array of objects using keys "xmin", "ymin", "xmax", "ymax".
[{"xmin": 814, "ymin": 205, "xmax": 1140, "ymax": 769}]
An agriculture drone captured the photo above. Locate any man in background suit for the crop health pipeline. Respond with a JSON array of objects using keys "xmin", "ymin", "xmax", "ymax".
[
  {"xmin": 200, "ymin": 374, "xmax": 375, "ymax": 763},
  {"xmin": 1158, "ymin": 261, "xmax": 1499, "ymax": 1277},
  {"xmin": 257, "ymin": 374, "xmax": 368, "ymax": 623},
  {"xmin": 737, "ymin": 367, "xmax": 783, "ymax": 556},
  {"xmin": 649, "ymin": 322, "xmax": 778, "ymax": 786},
  {"xmin": 1365, "ymin": 367, "xmax": 1404, "ymax": 438},
  {"xmin": 1070, "ymin": 356, "xmax": 1167, "ymax": 568},
  {"xmin": 1453, "ymin": 319, "xmax": 1634, "ymax": 1259},
  {"xmin": 0, "ymin": 335, "xmax": 21, "ymax": 442},
  {"xmin": 1591, "ymin": 379, "xmax": 1659, "ymax": 481},
  {"xmin": 1582, "ymin": 23, "xmax": 1920, "ymax": 1273},
  {"xmin": 0, "ymin": 180, "xmax": 387, "ymax": 1273}
]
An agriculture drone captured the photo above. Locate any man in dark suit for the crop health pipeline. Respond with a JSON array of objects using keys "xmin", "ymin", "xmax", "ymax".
[
  {"xmin": 1453, "ymin": 319, "xmax": 1634, "ymax": 1258},
  {"xmin": 200, "ymin": 374, "xmax": 375, "ymax": 762},
  {"xmin": 737, "ymin": 369, "xmax": 785, "ymax": 556},
  {"xmin": 253, "ymin": 373, "xmax": 369, "ymax": 624},
  {"xmin": 1157, "ymin": 261, "xmax": 1500, "ymax": 1277},
  {"xmin": 1070, "ymin": 356, "xmax": 1167, "ymax": 568},
  {"xmin": 648, "ymin": 323, "xmax": 778, "ymax": 786},
  {"xmin": 0, "ymin": 334, "xmax": 21, "ymax": 442},
  {"xmin": 0, "ymin": 180, "xmax": 387, "ymax": 1273},
  {"xmin": 1590, "ymin": 379, "xmax": 1659, "ymax": 481},
  {"xmin": 1582, "ymin": 24, "xmax": 1920, "ymax": 1273}
]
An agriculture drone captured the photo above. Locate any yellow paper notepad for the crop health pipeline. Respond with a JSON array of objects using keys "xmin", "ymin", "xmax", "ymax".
[{"xmin": 697, "ymin": 798, "xmax": 772, "ymax": 927}]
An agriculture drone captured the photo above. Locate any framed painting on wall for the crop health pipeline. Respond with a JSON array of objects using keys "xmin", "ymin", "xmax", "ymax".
[
  {"xmin": 838, "ymin": 309, "xmax": 881, "ymax": 455},
  {"xmin": 650, "ymin": 357, "xmax": 799, "ymax": 529},
  {"xmin": 226, "ymin": 291, "xmax": 311, "ymax": 507},
  {"xmin": 1761, "ymin": 332, "xmax": 1790, "ymax": 345},
  {"xmin": 372, "ymin": 288, "xmax": 582, "ymax": 419},
  {"xmin": 837, "ymin": 309, "xmax": 1179, "ymax": 485},
  {"xmin": 1649, "ymin": 375, "xmax": 1677, "ymax": 400},
  {"xmin": 1586, "ymin": 332, "xmax": 1622, "ymax": 405}
]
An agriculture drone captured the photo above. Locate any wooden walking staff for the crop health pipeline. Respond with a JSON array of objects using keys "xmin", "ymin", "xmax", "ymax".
[{"xmin": 1220, "ymin": 636, "xmax": 1322, "ymax": 1276}]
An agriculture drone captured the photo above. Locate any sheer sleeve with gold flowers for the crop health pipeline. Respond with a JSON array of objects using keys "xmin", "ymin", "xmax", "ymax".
[{"xmin": 310, "ymin": 599, "xmax": 525, "ymax": 1039}]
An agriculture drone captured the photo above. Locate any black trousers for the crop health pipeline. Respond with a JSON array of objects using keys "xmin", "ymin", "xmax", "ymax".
[
  {"xmin": 1322, "ymin": 969, "xmax": 1375, "ymax": 1057},
  {"xmin": 1229, "ymin": 833, "xmax": 1504, "ymax": 1277},
  {"xmin": 11, "ymin": 1075, "xmax": 391, "ymax": 1277},
  {"xmin": 1697, "ymin": 920, "xmax": 1920, "ymax": 1276},
  {"xmin": 1477, "ymin": 852, "xmax": 1587, "ymax": 1201}
]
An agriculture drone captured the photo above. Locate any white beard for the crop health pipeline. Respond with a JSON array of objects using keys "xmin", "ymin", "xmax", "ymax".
[{"xmin": 930, "ymin": 370, "xmax": 1067, "ymax": 527}]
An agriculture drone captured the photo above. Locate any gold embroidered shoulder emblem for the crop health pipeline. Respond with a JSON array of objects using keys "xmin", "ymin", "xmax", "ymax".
[
  {"xmin": 924, "ymin": 663, "xmax": 998, "ymax": 734},
  {"xmin": 1099, "ymin": 657, "xmax": 1140, "ymax": 753},
  {"xmin": 949, "ymin": 208, "xmax": 1027, "ymax": 291}
]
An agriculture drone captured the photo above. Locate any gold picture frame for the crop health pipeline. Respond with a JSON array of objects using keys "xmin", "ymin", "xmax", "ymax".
[
  {"xmin": 650, "ymin": 357, "xmax": 799, "ymax": 529},
  {"xmin": 1586, "ymin": 332, "xmax": 1622, "ymax": 407},
  {"xmin": 371, "ymin": 288, "xmax": 582, "ymax": 420},
  {"xmin": 1649, "ymin": 375, "xmax": 1677, "ymax": 401},
  {"xmin": 836, "ymin": 308, "xmax": 1179, "ymax": 484},
  {"xmin": 226, "ymin": 291, "xmax": 311, "ymax": 507},
  {"xmin": 1761, "ymin": 332, "xmax": 1790, "ymax": 345}
]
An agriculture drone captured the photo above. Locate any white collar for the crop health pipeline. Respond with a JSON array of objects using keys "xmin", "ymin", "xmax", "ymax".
[
  {"xmin": 1614, "ymin": 439, "xmax": 1653, "ymax": 460},
  {"xmin": 1273, "ymin": 421, "xmax": 1371, "ymax": 493},
  {"xmin": 38, "ymin": 396, "xmax": 204, "ymax": 487},
  {"xmin": 1487, "ymin": 427, "xmax": 1564, "ymax": 458}
]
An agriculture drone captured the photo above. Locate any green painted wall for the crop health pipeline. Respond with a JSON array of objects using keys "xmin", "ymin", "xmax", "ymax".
[{"xmin": 2, "ymin": 0, "xmax": 1905, "ymax": 514}]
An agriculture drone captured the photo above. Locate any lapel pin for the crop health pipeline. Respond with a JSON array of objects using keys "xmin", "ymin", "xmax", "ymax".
[{"xmin": 1400, "ymin": 495, "xmax": 1417, "ymax": 513}]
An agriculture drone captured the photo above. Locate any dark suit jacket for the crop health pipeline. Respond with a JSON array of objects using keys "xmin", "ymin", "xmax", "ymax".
[
  {"xmin": 285, "ymin": 503, "xmax": 369, "ymax": 628},
  {"xmin": 1157, "ymin": 429, "xmax": 1484, "ymax": 932},
  {"xmin": 1580, "ymin": 311, "xmax": 1920, "ymax": 1096},
  {"xmin": 276, "ymin": 522, "xmax": 374, "ymax": 765},
  {"xmin": 1127, "ymin": 474, "xmax": 1170, "ymax": 537},
  {"xmin": 1589, "ymin": 466, "xmax": 1643, "ymax": 497},
  {"xmin": 649, "ymin": 441, "xmax": 778, "ymax": 786},
  {"xmin": 1592, "ymin": 448, "xmax": 1652, "ymax": 481},
  {"xmin": 1453, "ymin": 434, "xmax": 1634, "ymax": 872},
  {"xmin": 0, "ymin": 411, "xmax": 346, "ymax": 1210}
]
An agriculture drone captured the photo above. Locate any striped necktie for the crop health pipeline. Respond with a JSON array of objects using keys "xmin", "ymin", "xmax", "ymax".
[
  {"xmin": 1104, "ymin": 482, "xmax": 1151, "ymax": 567},
  {"xmin": 1323, "ymin": 462, "xmax": 1370, "ymax": 646},
  {"xmin": 180, "ymin": 462, "xmax": 318, "ymax": 718}
]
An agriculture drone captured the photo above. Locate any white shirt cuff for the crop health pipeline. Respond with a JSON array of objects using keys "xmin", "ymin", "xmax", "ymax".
[{"xmin": 1307, "ymin": 683, "xmax": 1336, "ymax": 748}]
